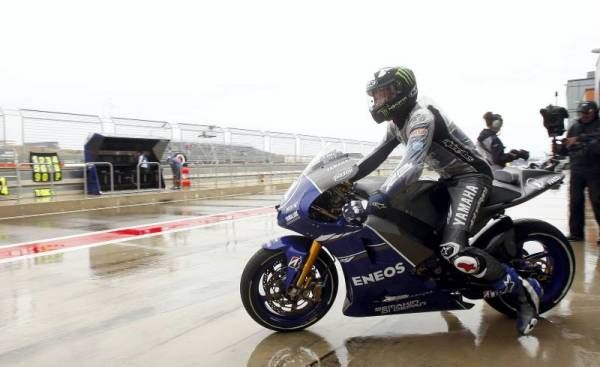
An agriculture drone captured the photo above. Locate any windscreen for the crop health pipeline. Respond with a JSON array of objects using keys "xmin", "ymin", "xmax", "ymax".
[{"xmin": 301, "ymin": 146, "xmax": 358, "ymax": 192}]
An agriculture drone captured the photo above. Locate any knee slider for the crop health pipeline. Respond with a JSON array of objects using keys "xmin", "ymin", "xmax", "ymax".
[{"xmin": 440, "ymin": 242, "xmax": 487, "ymax": 278}]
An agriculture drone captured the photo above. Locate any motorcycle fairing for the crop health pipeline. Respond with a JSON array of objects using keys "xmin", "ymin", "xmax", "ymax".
[
  {"xmin": 354, "ymin": 177, "xmax": 448, "ymax": 230},
  {"xmin": 325, "ymin": 221, "xmax": 473, "ymax": 316},
  {"xmin": 486, "ymin": 169, "xmax": 564, "ymax": 211},
  {"xmin": 277, "ymin": 175, "xmax": 359, "ymax": 241},
  {"xmin": 262, "ymin": 226, "xmax": 473, "ymax": 317}
]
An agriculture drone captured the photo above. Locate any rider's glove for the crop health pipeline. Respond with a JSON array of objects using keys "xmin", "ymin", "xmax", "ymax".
[
  {"xmin": 517, "ymin": 149, "xmax": 530, "ymax": 160},
  {"xmin": 508, "ymin": 149, "xmax": 529, "ymax": 161},
  {"xmin": 342, "ymin": 190, "xmax": 389, "ymax": 224},
  {"xmin": 342, "ymin": 200, "xmax": 368, "ymax": 224}
]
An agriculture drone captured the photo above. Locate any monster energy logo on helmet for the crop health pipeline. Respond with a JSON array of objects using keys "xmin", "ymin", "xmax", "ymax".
[
  {"xmin": 395, "ymin": 68, "xmax": 415, "ymax": 85},
  {"xmin": 367, "ymin": 66, "xmax": 418, "ymax": 124}
]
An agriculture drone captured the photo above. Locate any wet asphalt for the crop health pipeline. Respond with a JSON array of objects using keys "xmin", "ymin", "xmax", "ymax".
[{"xmin": 0, "ymin": 185, "xmax": 598, "ymax": 366}]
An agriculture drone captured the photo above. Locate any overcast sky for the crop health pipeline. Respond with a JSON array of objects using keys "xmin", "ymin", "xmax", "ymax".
[{"xmin": 0, "ymin": 0, "xmax": 599, "ymax": 156}]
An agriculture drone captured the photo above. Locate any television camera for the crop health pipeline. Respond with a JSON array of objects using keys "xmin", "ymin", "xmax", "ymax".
[{"xmin": 530, "ymin": 105, "xmax": 570, "ymax": 172}]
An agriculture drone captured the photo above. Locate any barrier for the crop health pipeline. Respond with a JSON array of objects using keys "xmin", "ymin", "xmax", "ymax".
[
  {"xmin": 4, "ymin": 107, "xmax": 391, "ymax": 165},
  {"xmin": 0, "ymin": 109, "xmax": 406, "ymax": 203},
  {"xmin": 0, "ymin": 107, "xmax": 5, "ymax": 143},
  {"xmin": 20, "ymin": 109, "xmax": 103, "ymax": 150},
  {"xmin": 136, "ymin": 162, "xmax": 163, "ymax": 192},
  {"xmin": 0, "ymin": 158, "xmax": 402, "ymax": 203},
  {"xmin": 82, "ymin": 162, "xmax": 115, "ymax": 197},
  {"xmin": 181, "ymin": 166, "xmax": 190, "ymax": 188},
  {"xmin": 17, "ymin": 162, "xmax": 55, "ymax": 198}
]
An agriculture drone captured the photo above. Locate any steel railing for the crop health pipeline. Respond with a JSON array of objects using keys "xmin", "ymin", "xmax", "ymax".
[
  {"xmin": 0, "ymin": 155, "xmax": 401, "ymax": 202},
  {"xmin": 82, "ymin": 162, "xmax": 115, "ymax": 197},
  {"xmin": 16, "ymin": 162, "xmax": 56, "ymax": 199},
  {"xmin": 136, "ymin": 162, "xmax": 163, "ymax": 192}
]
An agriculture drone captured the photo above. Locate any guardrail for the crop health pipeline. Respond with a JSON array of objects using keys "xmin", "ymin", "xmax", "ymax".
[
  {"xmin": 0, "ymin": 157, "xmax": 401, "ymax": 202},
  {"xmin": 16, "ymin": 162, "xmax": 56, "ymax": 198},
  {"xmin": 136, "ymin": 162, "xmax": 163, "ymax": 192},
  {"xmin": 82, "ymin": 162, "xmax": 115, "ymax": 197}
]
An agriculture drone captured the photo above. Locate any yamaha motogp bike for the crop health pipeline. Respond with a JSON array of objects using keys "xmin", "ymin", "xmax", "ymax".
[{"xmin": 240, "ymin": 149, "xmax": 575, "ymax": 331}]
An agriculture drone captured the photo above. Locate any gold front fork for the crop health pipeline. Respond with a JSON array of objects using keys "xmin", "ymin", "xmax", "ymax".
[{"xmin": 295, "ymin": 240, "xmax": 322, "ymax": 288}]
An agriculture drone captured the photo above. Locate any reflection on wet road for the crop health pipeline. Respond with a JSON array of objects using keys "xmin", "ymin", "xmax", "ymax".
[
  {"xmin": 0, "ymin": 194, "xmax": 281, "ymax": 246},
  {"xmin": 0, "ymin": 187, "xmax": 599, "ymax": 366}
]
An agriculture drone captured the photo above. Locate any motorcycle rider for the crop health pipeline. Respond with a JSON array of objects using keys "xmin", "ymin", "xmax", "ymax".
[
  {"xmin": 477, "ymin": 112, "xmax": 529, "ymax": 170},
  {"xmin": 342, "ymin": 66, "xmax": 543, "ymax": 335}
]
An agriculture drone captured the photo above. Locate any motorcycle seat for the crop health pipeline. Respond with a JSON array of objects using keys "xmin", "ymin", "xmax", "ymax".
[
  {"xmin": 353, "ymin": 175, "xmax": 521, "ymax": 207},
  {"xmin": 487, "ymin": 183, "xmax": 521, "ymax": 205},
  {"xmin": 493, "ymin": 167, "xmax": 562, "ymax": 188},
  {"xmin": 493, "ymin": 168, "xmax": 520, "ymax": 185}
]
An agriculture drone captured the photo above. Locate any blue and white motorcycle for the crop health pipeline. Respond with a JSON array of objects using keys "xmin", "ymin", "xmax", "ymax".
[{"xmin": 240, "ymin": 149, "xmax": 575, "ymax": 331}]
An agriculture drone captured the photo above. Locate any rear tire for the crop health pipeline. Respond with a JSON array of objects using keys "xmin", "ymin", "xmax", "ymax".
[
  {"xmin": 485, "ymin": 219, "xmax": 575, "ymax": 317},
  {"xmin": 240, "ymin": 248, "xmax": 338, "ymax": 332}
]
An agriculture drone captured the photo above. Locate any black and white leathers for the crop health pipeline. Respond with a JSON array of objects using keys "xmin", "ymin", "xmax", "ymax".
[
  {"xmin": 354, "ymin": 99, "xmax": 492, "ymax": 192},
  {"xmin": 354, "ymin": 99, "xmax": 505, "ymax": 282}
]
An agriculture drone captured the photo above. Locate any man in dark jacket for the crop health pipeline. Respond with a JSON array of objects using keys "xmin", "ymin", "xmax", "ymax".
[
  {"xmin": 477, "ymin": 112, "xmax": 529, "ymax": 170},
  {"xmin": 554, "ymin": 101, "xmax": 600, "ymax": 242}
]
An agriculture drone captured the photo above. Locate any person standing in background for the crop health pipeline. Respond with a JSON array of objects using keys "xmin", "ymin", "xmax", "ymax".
[
  {"xmin": 554, "ymin": 101, "xmax": 600, "ymax": 243},
  {"xmin": 477, "ymin": 112, "xmax": 529, "ymax": 170},
  {"xmin": 166, "ymin": 150, "xmax": 182, "ymax": 190}
]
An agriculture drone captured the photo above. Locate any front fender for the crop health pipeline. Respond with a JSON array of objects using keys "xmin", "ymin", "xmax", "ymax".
[
  {"xmin": 263, "ymin": 235, "xmax": 313, "ymax": 251},
  {"xmin": 263, "ymin": 236, "xmax": 313, "ymax": 289}
]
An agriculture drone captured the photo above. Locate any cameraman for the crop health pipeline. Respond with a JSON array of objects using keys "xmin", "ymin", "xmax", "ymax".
[
  {"xmin": 477, "ymin": 112, "xmax": 529, "ymax": 170},
  {"xmin": 554, "ymin": 101, "xmax": 600, "ymax": 242}
]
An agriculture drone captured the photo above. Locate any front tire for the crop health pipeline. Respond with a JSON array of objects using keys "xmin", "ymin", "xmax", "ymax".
[
  {"xmin": 485, "ymin": 219, "xmax": 575, "ymax": 317},
  {"xmin": 240, "ymin": 248, "xmax": 338, "ymax": 332}
]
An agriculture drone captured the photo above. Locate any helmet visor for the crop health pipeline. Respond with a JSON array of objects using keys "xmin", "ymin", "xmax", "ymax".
[{"xmin": 367, "ymin": 84, "xmax": 396, "ymax": 111}]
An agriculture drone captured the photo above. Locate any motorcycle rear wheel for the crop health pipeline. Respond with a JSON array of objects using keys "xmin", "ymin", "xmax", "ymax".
[{"xmin": 485, "ymin": 219, "xmax": 575, "ymax": 317}]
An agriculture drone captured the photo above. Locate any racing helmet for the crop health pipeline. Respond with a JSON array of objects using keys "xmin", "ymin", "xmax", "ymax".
[{"xmin": 366, "ymin": 66, "xmax": 418, "ymax": 124}]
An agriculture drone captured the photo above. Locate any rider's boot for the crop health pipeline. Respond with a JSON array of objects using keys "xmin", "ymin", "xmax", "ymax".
[
  {"xmin": 483, "ymin": 266, "xmax": 544, "ymax": 335},
  {"xmin": 515, "ymin": 276, "xmax": 543, "ymax": 335}
]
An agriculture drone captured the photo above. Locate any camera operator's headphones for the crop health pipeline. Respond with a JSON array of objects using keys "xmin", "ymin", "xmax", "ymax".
[{"xmin": 484, "ymin": 112, "xmax": 503, "ymax": 130}]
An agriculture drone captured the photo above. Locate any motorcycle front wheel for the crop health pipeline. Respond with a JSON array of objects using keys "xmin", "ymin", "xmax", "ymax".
[{"xmin": 240, "ymin": 248, "xmax": 338, "ymax": 332}]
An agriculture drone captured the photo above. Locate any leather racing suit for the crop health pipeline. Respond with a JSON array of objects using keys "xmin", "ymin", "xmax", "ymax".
[{"xmin": 352, "ymin": 99, "xmax": 505, "ymax": 283}]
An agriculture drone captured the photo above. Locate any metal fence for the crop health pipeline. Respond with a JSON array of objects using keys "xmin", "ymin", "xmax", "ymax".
[
  {"xmin": 1, "ymin": 108, "xmax": 387, "ymax": 164},
  {"xmin": 0, "ymin": 108, "xmax": 5, "ymax": 143},
  {"xmin": 0, "ymin": 108, "xmax": 404, "ymax": 202},
  {"xmin": 0, "ymin": 159, "xmax": 400, "ymax": 202},
  {"xmin": 113, "ymin": 117, "xmax": 173, "ymax": 140},
  {"xmin": 20, "ymin": 110, "xmax": 103, "ymax": 150}
]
